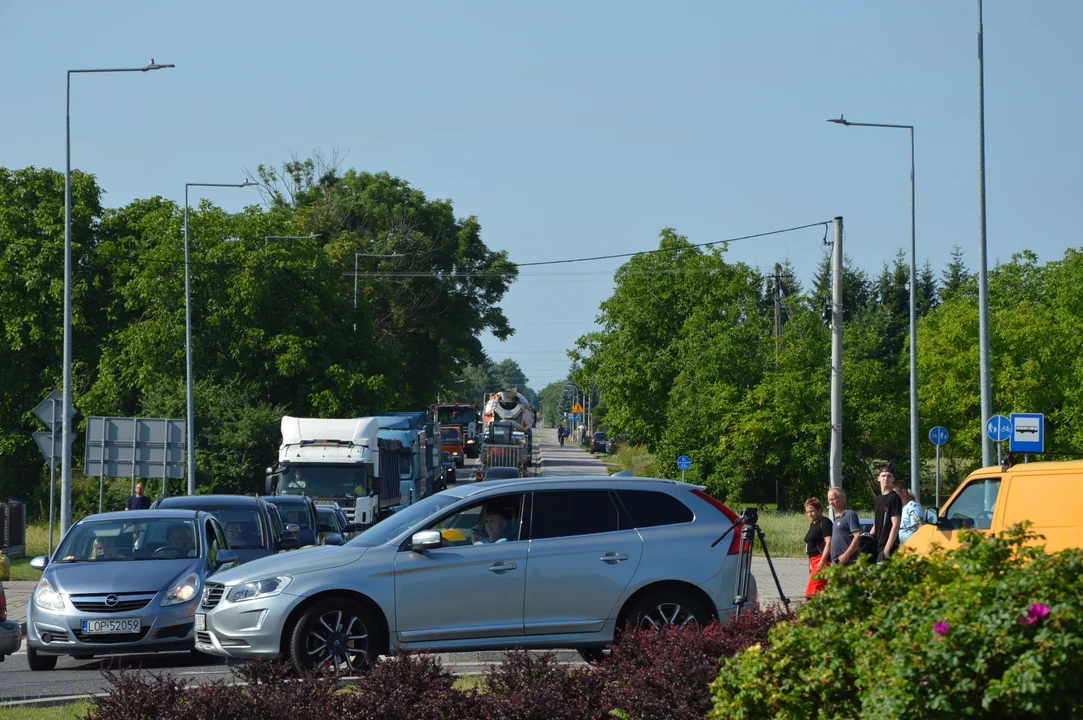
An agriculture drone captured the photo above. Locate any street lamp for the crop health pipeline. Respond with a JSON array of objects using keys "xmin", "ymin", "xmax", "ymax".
[
  {"xmin": 828, "ymin": 114, "xmax": 920, "ymax": 503},
  {"xmin": 61, "ymin": 59, "xmax": 174, "ymax": 535},
  {"xmin": 353, "ymin": 252, "xmax": 403, "ymax": 332},
  {"xmin": 184, "ymin": 180, "xmax": 255, "ymax": 495}
]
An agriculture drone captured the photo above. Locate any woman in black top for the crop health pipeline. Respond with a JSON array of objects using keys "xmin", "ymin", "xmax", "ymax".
[{"xmin": 803, "ymin": 497, "xmax": 833, "ymax": 597}]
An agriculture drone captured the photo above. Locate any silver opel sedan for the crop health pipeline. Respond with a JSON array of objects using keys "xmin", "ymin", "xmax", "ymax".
[
  {"xmin": 196, "ymin": 477, "xmax": 756, "ymax": 673},
  {"xmin": 25, "ymin": 510, "xmax": 238, "ymax": 670}
]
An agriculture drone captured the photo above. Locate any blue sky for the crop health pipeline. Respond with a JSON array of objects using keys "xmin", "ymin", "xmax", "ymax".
[{"xmin": 2, "ymin": 2, "xmax": 1080, "ymax": 390}]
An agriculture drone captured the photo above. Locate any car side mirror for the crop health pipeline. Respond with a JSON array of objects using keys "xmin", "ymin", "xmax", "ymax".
[
  {"xmin": 215, "ymin": 549, "xmax": 239, "ymax": 567},
  {"xmin": 323, "ymin": 533, "xmax": 344, "ymax": 546},
  {"xmin": 30, "ymin": 555, "xmax": 48, "ymax": 571},
  {"xmin": 286, "ymin": 523, "xmax": 300, "ymax": 534},
  {"xmin": 924, "ymin": 508, "xmax": 940, "ymax": 526},
  {"xmin": 410, "ymin": 530, "xmax": 442, "ymax": 553},
  {"xmin": 277, "ymin": 537, "xmax": 300, "ymax": 551}
]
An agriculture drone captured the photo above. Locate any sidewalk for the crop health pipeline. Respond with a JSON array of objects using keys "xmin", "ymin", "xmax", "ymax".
[
  {"xmin": 3, "ymin": 580, "xmax": 35, "ymax": 632},
  {"xmin": 535, "ymin": 427, "xmax": 611, "ymax": 477}
]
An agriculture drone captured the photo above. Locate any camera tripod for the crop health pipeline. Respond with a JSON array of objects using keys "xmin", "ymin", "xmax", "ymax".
[{"xmin": 711, "ymin": 507, "xmax": 790, "ymax": 616}]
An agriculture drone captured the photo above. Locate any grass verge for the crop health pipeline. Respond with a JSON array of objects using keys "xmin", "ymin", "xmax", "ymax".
[{"xmin": 0, "ymin": 701, "xmax": 91, "ymax": 719}]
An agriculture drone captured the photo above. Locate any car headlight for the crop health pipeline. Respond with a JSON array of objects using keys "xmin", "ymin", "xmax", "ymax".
[
  {"xmin": 162, "ymin": 573, "xmax": 201, "ymax": 607},
  {"xmin": 226, "ymin": 576, "xmax": 292, "ymax": 603},
  {"xmin": 34, "ymin": 578, "xmax": 65, "ymax": 612}
]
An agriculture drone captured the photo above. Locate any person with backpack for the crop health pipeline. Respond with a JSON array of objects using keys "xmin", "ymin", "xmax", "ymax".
[{"xmin": 827, "ymin": 487, "xmax": 862, "ymax": 566}]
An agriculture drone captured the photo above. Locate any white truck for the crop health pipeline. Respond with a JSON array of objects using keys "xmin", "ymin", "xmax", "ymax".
[
  {"xmin": 484, "ymin": 390, "xmax": 535, "ymax": 459},
  {"xmin": 265, "ymin": 416, "xmax": 392, "ymax": 527}
]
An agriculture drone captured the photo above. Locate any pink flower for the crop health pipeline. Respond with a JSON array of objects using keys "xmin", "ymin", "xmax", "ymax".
[
  {"xmin": 934, "ymin": 622, "xmax": 950, "ymax": 637},
  {"xmin": 1018, "ymin": 603, "xmax": 1050, "ymax": 627},
  {"xmin": 866, "ymin": 630, "xmax": 874, "ymax": 636}
]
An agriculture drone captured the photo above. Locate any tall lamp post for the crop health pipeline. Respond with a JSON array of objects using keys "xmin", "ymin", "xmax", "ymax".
[
  {"xmin": 977, "ymin": 0, "xmax": 993, "ymax": 466},
  {"xmin": 184, "ymin": 180, "xmax": 255, "ymax": 496},
  {"xmin": 353, "ymin": 252, "xmax": 403, "ymax": 332},
  {"xmin": 828, "ymin": 115, "xmax": 921, "ymax": 503},
  {"xmin": 61, "ymin": 59, "xmax": 174, "ymax": 535}
]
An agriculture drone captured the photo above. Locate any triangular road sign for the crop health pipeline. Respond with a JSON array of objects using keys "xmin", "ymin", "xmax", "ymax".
[
  {"xmin": 34, "ymin": 391, "xmax": 74, "ymax": 430},
  {"xmin": 571, "ymin": 402, "xmax": 584, "ymax": 414}
]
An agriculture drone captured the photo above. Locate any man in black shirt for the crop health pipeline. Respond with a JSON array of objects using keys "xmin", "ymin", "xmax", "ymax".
[
  {"xmin": 125, "ymin": 482, "xmax": 152, "ymax": 511},
  {"xmin": 871, "ymin": 465, "xmax": 902, "ymax": 562}
]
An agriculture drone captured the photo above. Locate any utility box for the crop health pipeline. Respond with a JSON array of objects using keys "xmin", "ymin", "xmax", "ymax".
[{"xmin": 0, "ymin": 502, "xmax": 27, "ymax": 559}]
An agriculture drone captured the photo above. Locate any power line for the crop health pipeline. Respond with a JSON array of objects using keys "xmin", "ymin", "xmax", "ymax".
[{"xmin": 515, "ymin": 221, "xmax": 832, "ymax": 267}]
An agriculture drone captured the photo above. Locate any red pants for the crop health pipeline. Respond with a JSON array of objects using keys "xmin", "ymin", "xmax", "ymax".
[{"xmin": 805, "ymin": 555, "xmax": 829, "ymax": 597}]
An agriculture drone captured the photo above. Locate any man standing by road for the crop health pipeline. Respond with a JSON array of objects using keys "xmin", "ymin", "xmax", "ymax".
[
  {"xmin": 871, "ymin": 465, "xmax": 902, "ymax": 562},
  {"xmin": 124, "ymin": 482, "xmax": 151, "ymax": 511},
  {"xmin": 828, "ymin": 488, "xmax": 862, "ymax": 565}
]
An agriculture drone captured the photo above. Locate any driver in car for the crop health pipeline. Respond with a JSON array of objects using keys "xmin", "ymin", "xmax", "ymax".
[
  {"xmin": 166, "ymin": 524, "xmax": 196, "ymax": 556},
  {"xmin": 472, "ymin": 506, "xmax": 517, "ymax": 545}
]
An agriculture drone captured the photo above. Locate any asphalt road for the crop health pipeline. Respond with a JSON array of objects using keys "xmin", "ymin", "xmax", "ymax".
[{"xmin": 0, "ymin": 428, "xmax": 805, "ymax": 703}]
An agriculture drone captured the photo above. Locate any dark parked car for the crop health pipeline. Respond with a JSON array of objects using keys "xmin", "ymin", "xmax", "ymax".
[
  {"xmin": 484, "ymin": 466, "xmax": 522, "ymax": 481},
  {"xmin": 439, "ymin": 451, "xmax": 456, "ymax": 489},
  {"xmin": 153, "ymin": 495, "xmax": 299, "ymax": 563},
  {"xmin": 0, "ymin": 580, "xmax": 21, "ymax": 661},
  {"xmin": 590, "ymin": 432, "xmax": 609, "ymax": 454},
  {"xmin": 316, "ymin": 504, "xmax": 361, "ymax": 545},
  {"xmin": 264, "ymin": 495, "xmax": 320, "ymax": 547}
]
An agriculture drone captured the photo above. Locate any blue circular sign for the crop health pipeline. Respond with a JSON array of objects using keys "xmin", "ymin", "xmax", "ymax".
[
  {"xmin": 676, "ymin": 455, "xmax": 692, "ymax": 470},
  {"xmin": 928, "ymin": 426, "xmax": 949, "ymax": 446},
  {"xmin": 986, "ymin": 415, "xmax": 1012, "ymax": 442}
]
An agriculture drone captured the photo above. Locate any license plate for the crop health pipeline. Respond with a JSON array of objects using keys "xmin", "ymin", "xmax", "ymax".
[
  {"xmin": 194, "ymin": 613, "xmax": 206, "ymax": 631},
  {"xmin": 82, "ymin": 618, "xmax": 140, "ymax": 634}
]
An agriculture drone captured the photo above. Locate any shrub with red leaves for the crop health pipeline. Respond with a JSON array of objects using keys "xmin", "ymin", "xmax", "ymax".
[
  {"xmin": 85, "ymin": 605, "xmax": 790, "ymax": 720},
  {"xmin": 598, "ymin": 605, "xmax": 793, "ymax": 720}
]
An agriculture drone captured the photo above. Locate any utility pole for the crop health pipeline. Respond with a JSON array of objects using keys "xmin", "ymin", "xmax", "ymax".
[
  {"xmin": 829, "ymin": 217, "xmax": 844, "ymax": 491},
  {"xmin": 977, "ymin": 0, "xmax": 994, "ymax": 467},
  {"xmin": 773, "ymin": 263, "xmax": 783, "ymax": 360}
]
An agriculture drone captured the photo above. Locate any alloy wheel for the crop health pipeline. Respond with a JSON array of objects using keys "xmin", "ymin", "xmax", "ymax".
[{"xmin": 304, "ymin": 609, "xmax": 370, "ymax": 673}]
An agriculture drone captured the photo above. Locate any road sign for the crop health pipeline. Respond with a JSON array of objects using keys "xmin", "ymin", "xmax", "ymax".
[
  {"xmin": 677, "ymin": 455, "xmax": 692, "ymax": 470},
  {"xmin": 33, "ymin": 390, "xmax": 74, "ymax": 430},
  {"xmin": 84, "ymin": 417, "xmax": 186, "ymax": 479},
  {"xmin": 928, "ymin": 426, "xmax": 949, "ymax": 446},
  {"xmin": 33, "ymin": 431, "xmax": 74, "ymax": 471},
  {"xmin": 1009, "ymin": 413, "xmax": 1044, "ymax": 453},
  {"xmin": 986, "ymin": 415, "xmax": 1012, "ymax": 442},
  {"xmin": 571, "ymin": 401, "xmax": 584, "ymax": 414}
]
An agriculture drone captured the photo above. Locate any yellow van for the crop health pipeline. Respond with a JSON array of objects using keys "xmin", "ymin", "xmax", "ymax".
[{"xmin": 906, "ymin": 459, "xmax": 1083, "ymax": 554}]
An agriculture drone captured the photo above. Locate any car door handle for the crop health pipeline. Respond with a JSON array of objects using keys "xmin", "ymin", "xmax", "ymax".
[
  {"xmin": 488, "ymin": 562, "xmax": 517, "ymax": 573},
  {"xmin": 600, "ymin": 552, "xmax": 628, "ymax": 563}
]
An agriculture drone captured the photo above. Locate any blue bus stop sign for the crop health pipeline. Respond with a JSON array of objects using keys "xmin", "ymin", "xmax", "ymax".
[
  {"xmin": 929, "ymin": 426, "xmax": 949, "ymax": 446},
  {"xmin": 676, "ymin": 455, "xmax": 692, "ymax": 470},
  {"xmin": 986, "ymin": 415, "xmax": 1012, "ymax": 442}
]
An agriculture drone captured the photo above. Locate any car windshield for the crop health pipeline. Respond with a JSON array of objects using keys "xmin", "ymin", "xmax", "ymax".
[
  {"xmin": 436, "ymin": 406, "xmax": 476, "ymax": 424},
  {"xmin": 316, "ymin": 508, "xmax": 341, "ymax": 532},
  {"xmin": 160, "ymin": 503, "xmax": 265, "ymax": 549},
  {"xmin": 347, "ymin": 492, "xmax": 466, "ymax": 547},
  {"xmin": 594, "ymin": 432, "xmax": 606, "ymax": 440},
  {"xmin": 279, "ymin": 464, "xmax": 367, "ymax": 499},
  {"xmin": 54, "ymin": 518, "xmax": 199, "ymax": 562},
  {"xmin": 441, "ymin": 429, "xmax": 461, "ymax": 443},
  {"xmin": 441, "ymin": 452, "xmax": 452, "ymax": 463},
  {"xmin": 269, "ymin": 500, "xmax": 312, "ymax": 529}
]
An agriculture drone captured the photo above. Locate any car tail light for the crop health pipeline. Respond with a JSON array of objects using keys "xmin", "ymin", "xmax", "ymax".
[
  {"xmin": 691, "ymin": 489, "xmax": 742, "ymax": 555},
  {"xmin": 0, "ymin": 589, "xmax": 6, "ymax": 622}
]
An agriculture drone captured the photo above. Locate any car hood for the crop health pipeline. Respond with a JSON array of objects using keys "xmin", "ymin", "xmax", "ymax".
[
  {"xmin": 47, "ymin": 559, "xmax": 200, "ymax": 595},
  {"xmin": 212, "ymin": 545, "xmax": 367, "ymax": 584}
]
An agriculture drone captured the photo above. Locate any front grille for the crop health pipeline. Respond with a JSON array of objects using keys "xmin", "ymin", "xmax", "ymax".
[
  {"xmin": 202, "ymin": 583, "xmax": 225, "ymax": 609},
  {"xmin": 74, "ymin": 628, "xmax": 150, "ymax": 644},
  {"xmin": 196, "ymin": 631, "xmax": 213, "ymax": 645},
  {"xmin": 70, "ymin": 594, "xmax": 155, "ymax": 614},
  {"xmin": 155, "ymin": 622, "xmax": 193, "ymax": 640}
]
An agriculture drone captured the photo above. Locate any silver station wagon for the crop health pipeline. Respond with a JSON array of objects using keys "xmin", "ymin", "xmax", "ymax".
[
  {"xmin": 196, "ymin": 476, "xmax": 756, "ymax": 672},
  {"xmin": 25, "ymin": 510, "xmax": 238, "ymax": 670}
]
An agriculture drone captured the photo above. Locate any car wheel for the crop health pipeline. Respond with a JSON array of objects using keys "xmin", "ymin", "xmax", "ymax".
[
  {"xmin": 624, "ymin": 590, "xmax": 711, "ymax": 633},
  {"xmin": 577, "ymin": 647, "xmax": 607, "ymax": 663},
  {"xmin": 289, "ymin": 597, "xmax": 383, "ymax": 675},
  {"xmin": 27, "ymin": 645, "xmax": 58, "ymax": 671}
]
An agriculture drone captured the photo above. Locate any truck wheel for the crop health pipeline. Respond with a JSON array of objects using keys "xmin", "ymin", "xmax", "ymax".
[
  {"xmin": 27, "ymin": 646, "xmax": 58, "ymax": 671},
  {"xmin": 289, "ymin": 597, "xmax": 383, "ymax": 675}
]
